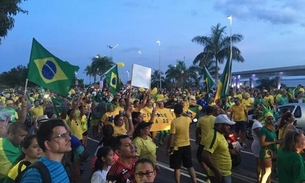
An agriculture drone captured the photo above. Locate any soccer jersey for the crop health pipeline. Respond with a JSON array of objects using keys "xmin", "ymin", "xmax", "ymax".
[
  {"xmin": 169, "ymin": 116, "xmax": 192, "ymax": 147},
  {"xmin": 230, "ymin": 104, "xmax": 247, "ymax": 121},
  {"xmin": 106, "ymin": 158, "xmax": 136, "ymax": 183},
  {"xmin": 203, "ymin": 130, "xmax": 232, "ymax": 177},
  {"xmin": 197, "ymin": 115, "xmax": 216, "ymax": 145}
]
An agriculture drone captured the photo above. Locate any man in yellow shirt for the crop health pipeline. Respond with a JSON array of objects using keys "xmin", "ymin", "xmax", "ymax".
[
  {"xmin": 196, "ymin": 106, "xmax": 216, "ymax": 170},
  {"xmin": 229, "ymin": 98, "xmax": 248, "ymax": 144},
  {"xmin": 30, "ymin": 100, "xmax": 45, "ymax": 122},
  {"xmin": 166, "ymin": 103, "xmax": 197, "ymax": 183},
  {"xmin": 202, "ymin": 114, "xmax": 235, "ymax": 183}
]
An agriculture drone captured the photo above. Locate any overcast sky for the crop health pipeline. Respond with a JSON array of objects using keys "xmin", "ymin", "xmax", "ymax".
[{"xmin": 1, "ymin": 0, "xmax": 304, "ymax": 84}]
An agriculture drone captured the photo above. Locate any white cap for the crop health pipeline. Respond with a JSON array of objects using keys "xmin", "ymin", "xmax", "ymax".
[{"xmin": 215, "ymin": 114, "xmax": 235, "ymax": 125}]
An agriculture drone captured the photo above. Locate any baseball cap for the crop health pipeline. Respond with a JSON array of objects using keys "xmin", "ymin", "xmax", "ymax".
[
  {"xmin": 135, "ymin": 122, "xmax": 153, "ymax": 130},
  {"xmin": 215, "ymin": 114, "xmax": 235, "ymax": 125}
]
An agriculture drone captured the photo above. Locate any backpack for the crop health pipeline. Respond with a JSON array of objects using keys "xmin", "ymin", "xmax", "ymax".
[{"xmin": 15, "ymin": 161, "xmax": 51, "ymax": 183}]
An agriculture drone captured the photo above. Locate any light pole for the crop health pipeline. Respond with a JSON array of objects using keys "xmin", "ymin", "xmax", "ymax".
[
  {"xmin": 227, "ymin": 15, "xmax": 233, "ymax": 65},
  {"xmin": 228, "ymin": 15, "xmax": 233, "ymax": 90},
  {"xmin": 126, "ymin": 71, "xmax": 130, "ymax": 81},
  {"xmin": 138, "ymin": 50, "xmax": 142, "ymax": 61},
  {"xmin": 156, "ymin": 40, "xmax": 161, "ymax": 89},
  {"xmin": 107, "ymin": 44, "xmax": 119, "ymax": 60}
]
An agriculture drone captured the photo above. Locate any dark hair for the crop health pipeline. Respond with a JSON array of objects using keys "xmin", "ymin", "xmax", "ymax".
[
  {"xmin": 7, "ymin": 122, "xmax": 27, "ymax": 135},
  {"xmin": 37, "ymin": 119, "xmax": 67, "ymax": 151},
  {"xmin": 112, "ymin": 135, "xmax": 130, "ymax": 151},
  {"xmin": 205, "ymin": 106, "xmax": 214, "ymax": 114},
  {"xmin": 174, "ymin": 103, "xmax": 183, "ymax": 115},
  {"xmin": 134, "ymin": 158, "xmax": 155, "ymax": 172},
  {"xmin": 132, "ymin": 112, "xmax": 141, "ymax": 125},
  {"xmin": 17, "ymin": 135, "xmax": 38, "ymax": 161},
  {"xmin": 279, "ymin": 111, "xmax": 293, "ymax": 129},
  {"xmin": 94, "ymin": 146, "xmax": 113, "ymax": 171},
  {"xmin": 98, "ymin": 125, "xmax": 115, "ymax": 147},
  {"xmin": 114, "ymin": 114, "xmax": 123, "ymax": 126},
  {"xmin": 282, "ymin": 129, "xmax": 303, "ymax": 152}
]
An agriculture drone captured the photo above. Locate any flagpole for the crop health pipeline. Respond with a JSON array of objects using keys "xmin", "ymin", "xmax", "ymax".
[
  {"xmin": 24, "ymin": 79, "xmax": 28, "ymax": 96},
  {"xmin": 103, "ymin": 65, "xmax": 117, "ymax": 76}
]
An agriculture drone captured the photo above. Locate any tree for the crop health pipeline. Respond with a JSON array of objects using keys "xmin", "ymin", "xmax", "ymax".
[
  {"xmin": 192, "ymin": 23, "xmax": 244, "ymax": 83},
  {"xmin": 0, "ymin": 0, "xmax": 28, "ymax": 44},
  {"xmin": 188, "ymin": 61, "xmax": 217, "ymax": 83},
  {"xmin": 165, "ymin": 60, "xmax": 200, "ymax": 88},
  {"xmin": 84, "ymin": 65, "xmax": 93, "ymax": 84},
  {"xmin": 151, "ymin": 69, "xmax": 165, "ymax": 89},
  {"xmin": 256, "ymin": 77, "xmax": 286, "ymax": 90},
  {"xmin": 0, "ymin": 65, "xmax": 27, "ymax": 87},
  {"xmin": 85, "ymin": 55, "xmax": 115, "ymax": 83}
]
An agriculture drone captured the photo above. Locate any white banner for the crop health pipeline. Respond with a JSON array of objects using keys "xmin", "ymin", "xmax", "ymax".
[{"xmin": 131, "ymin": 64, "xmax": 151, "ymax": 89}]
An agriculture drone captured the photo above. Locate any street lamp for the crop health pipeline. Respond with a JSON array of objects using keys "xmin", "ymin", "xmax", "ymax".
[
  {"xmin": 156, "ymin": 40, "xmax": 161, "ymax": 89},
  {"xmin": 107, "ymin": 44, "xmax": 119, "ymax": 60},
  {"xmin": 227, "ymin": 15, "xmax": 233, "ymax": 64},
  {"xmin": 138, "ymin": 50, "xmax": 142, "ymax": 61}
]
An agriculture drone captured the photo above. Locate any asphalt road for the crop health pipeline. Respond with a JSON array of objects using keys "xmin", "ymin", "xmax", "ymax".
[{"xmin": 80, "ymin": 125, "xmax": 279, "ymax": 183}]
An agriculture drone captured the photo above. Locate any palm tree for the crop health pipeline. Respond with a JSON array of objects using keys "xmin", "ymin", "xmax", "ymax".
[
  {"xmin": 256, "ymin": 77, "xmax": 277, "ymax": 90},
  {"xmin": 91, "ymin": 55, "xmax": 115, "ymax": 81},
  {"xmin": 189, "ymin": 61, "xmax": 217, "ymax": 83},
  {"xmin": 192, "ymin": 23, "xmax": 244, "ymax": 83},
  {"xmin": 165, "ymin": 60, "xmax": 190, "ymax": 88},
  {"xmin": 151, "ymin": 69, "xmax": 165, "ymax": 89},
  {"xmin": 84, "ymin": 65, "xmax": 93, "ymax": 83}
]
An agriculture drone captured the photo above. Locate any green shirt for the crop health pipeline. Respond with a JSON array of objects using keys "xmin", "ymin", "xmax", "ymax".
[
  {"xmin": 259, "ymin": 126, "xmax": 277, "ymax": 159},
  {"xmin": 277, "ymin": 148, "xmax": 305, "ymax": 183}
]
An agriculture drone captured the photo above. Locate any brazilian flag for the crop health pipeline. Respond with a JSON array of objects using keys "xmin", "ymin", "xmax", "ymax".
[
  {"xmin": 105, "ymin": 65, "xmax": 121, "ymax": 95},
  {"xmin": 27, "ymin": 38, "xmax": 79, "ymax": 96},
  {"xmin": 203, "ymin": 65, "xmax": 215, "ymax": 100},
  {"xmin": 215, "ymin": 58, "xmax": 232, "ymax": 101}
]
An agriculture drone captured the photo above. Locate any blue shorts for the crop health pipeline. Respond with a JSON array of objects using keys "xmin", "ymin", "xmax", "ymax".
[{"xmin": 234, "ymin": 121, "xmax": 246, "ymax": 133}]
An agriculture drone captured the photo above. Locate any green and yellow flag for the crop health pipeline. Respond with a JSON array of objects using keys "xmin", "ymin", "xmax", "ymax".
[
  {"xmin": 27, "ymin": 38, "xmax": 79, "ymax": 96},
  {"xmin": 203, "ymin": 65, "xmax": 215, "ymax": 100},
  {"xmin": 105, "ymin": 65, "xmax": 121, "ymax": 95},
  {"xmin": 215, "ymin": 58, "xmax": 232, "ymax": 101}
]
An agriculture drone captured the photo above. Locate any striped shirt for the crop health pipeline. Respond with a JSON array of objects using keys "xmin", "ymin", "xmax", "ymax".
[{"xmin": 20, "ymin": 156, "xmax": 69, "ymax": 183}]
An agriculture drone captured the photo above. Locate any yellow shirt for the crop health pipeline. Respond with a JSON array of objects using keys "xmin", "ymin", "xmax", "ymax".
[
  {"xmin": 67, "ymin": 118, "xmax": 83, "ymax": 140},
  {"xmin": 113, "ymin": 125, "xmax": 127, "ymax": 136},
  {"xmin": 101, "ymin": 111, "xmax": 116, "ymax": 125},
  {"xmin": 78, "ymin": 115, "xmax": 88, "ymax": 133},
  {"xmin": 169, "ymin": 116, "xmax": 191, "ymax": 147},
  {"xmin": 133, "ymin": 136, "xmax": 157, "ymax": 165},
  {"xmin": 230, "ymin": 104, "xmax": 247, "ymax": 121},
  {"xmin": 30, "ymin": 106, "xmax": 44, "ymax": 118},
  {"xmin": 203, "ymin": 130, "xmax": 232, "ymax": 176},
  {"xmin": 197, "ymin": 115, "xmax": 216, "ymax": 145},
  {"xmin": 242, "ymin": 98, "xmax": 253, "ymax": 109},
  {"xmin": 113, "ymin": 106, "xmax": 124, "ymax": 116}
]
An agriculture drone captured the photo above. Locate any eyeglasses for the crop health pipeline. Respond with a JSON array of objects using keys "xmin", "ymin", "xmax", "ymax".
[
  {"xmin": 135, "ymin": 171, "xmax": 154, "ymax": 178},
  {"xmin": 48, "ymin": 132, "xmax": 70, "ymax": 141}
]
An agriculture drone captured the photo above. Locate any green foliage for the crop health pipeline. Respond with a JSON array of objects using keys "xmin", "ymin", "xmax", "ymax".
[
  {"xmin": 0, "ymin": 0, "xmax": 28, "ymax": 43},
  {"xmin": 0, "ymin": 65, "xmax": 28, "ymax": 88}
]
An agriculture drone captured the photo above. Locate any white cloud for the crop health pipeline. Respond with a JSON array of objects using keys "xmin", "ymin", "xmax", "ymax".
[{"xmin": 214, "ymin": 0, "xmax": 305, "ymax": 25}]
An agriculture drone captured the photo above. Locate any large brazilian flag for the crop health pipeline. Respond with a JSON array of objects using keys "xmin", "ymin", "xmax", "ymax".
[
  {"xmin": 27, "ymin": 38, "xmax": 79, "ymax": 96},
  {"xmin": 215, "ymin": 58, "xmax": 232, "ymax": 101}
]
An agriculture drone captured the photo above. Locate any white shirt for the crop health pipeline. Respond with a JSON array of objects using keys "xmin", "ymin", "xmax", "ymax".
[
  {"xmin": 91, "ymin": 166, "xmax": 111, "ymax": 183},
  {"xmin": 251, "ymin": 120, "xmax": 263, "ymax": 141}
]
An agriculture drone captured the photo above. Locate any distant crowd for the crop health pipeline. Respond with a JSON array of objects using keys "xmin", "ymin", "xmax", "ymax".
[{"xmin": 0, "ymin": 83, "xmax": 304, "ymax": 183}]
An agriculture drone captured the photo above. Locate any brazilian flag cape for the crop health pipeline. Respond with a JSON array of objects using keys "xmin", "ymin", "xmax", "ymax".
[
  {"xmin": 0, "ymin": 138, "xmax": 21, "ymax": 182},
  {"xmin": 27, "ymin": 38, "xmax": 79, "ymax": 96}
]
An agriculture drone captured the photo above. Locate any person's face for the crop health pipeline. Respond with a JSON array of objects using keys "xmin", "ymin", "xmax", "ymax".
[
  {"xmin": 120, "ymin": 99, "xmax": 126, "ymax": 106},
  {"xmin": 146, "ymin": 100, "xmax": 152, "ymax": 107},
  {"xmin": 265, "ymin": 116, "xmax": 274, "ymax": 125},
  {"xmin": 23, "ymin": 138, "xmax": 43, "ymax": 159},
  {"xmin": 115, "ymin": 116, "xmax": 125, "ymax": 126},
  {"xmin": 295, "ymin": 133, "xmax": 305, "ymax": 150},
  {"xmin": 0, "ymin": 121, "xmax": 8, "ymax": 137},
  {"xmin": 220, "ymin": 123, "xmax": 231, "ymax": 134},
  {"xmin": 46, "ymin": 126, "xmax": 71, "ymax": 153},
  {"xmin": 11, "ymin": 129, "xmax": 28, "ymax": 146},
  {"xmin": 117, "ymin": 137, "xmax": 136, "ymax": 158},
  {"xmin": 104, "ymin": 150, "xmax": 115, "ymax": 166},
  {"xmin": 136, "ymin": 114, "xmax": 143, "ymax": 123},
  {"xmin": 140, "ymin": 126, "xmax": 151, "ymax": 136},
  {"xmin": 135, "ymin": 162, "xmax": 156, "ymax": 183},
  {"xmin": 34, "ymin": 101, "xmax": 39, "ymax": 107}
]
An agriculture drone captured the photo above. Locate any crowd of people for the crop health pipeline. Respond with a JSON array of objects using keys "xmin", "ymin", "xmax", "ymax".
[{"xmin": 0, "ymin": 83, "xmax": 304, "ymax": 183}]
